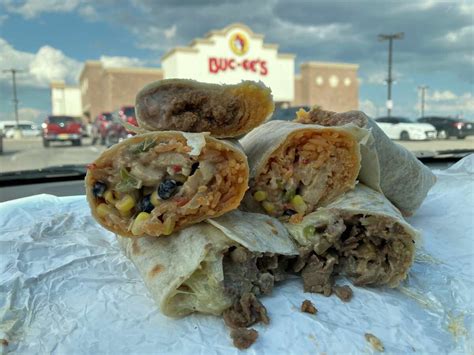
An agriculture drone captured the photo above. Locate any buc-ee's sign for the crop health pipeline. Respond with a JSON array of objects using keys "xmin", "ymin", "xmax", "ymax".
[{"xmin": 208, "ymin": 31, "xmax": 268, "ymax": 76}]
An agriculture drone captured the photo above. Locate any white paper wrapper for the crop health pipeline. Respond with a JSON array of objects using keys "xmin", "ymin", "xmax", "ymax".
[{"xmin": 1, "ymin": 155, "xmax": 473, "ymax": 354}]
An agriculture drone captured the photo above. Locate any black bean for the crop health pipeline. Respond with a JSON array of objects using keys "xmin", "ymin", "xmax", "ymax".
[
  {"xmin": 190, "ymin": 162, "xmax": 199, "ymax": 176},
  {"xmin": 92, "ymin": 181, "xmax": 107, "ymax": 198},
  {"xmin": 158, "ymin": 179, "xmax": 179, "ymax": 200},
  {"xmin": 137, "ymin": 194, "xmax": 154, "ymax": 213},
  {"xmin": 283, "ymin": 209, "xmax": 297, "ymax": 216}
]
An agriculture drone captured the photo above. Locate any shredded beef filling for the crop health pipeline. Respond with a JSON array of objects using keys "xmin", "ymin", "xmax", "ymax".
[
  {"xmin": 295, "ymin": 214, "xmax": 413, "ymax": 296},
  {"xmin": 333, "ymin": 285, "xmax": 353, "ymax": 302},
  {"xmin": 230, "ymin": 328, "xmax": 259, "ymax": 350},
  {"xmin": 221, "ymin": 246, "xmax": 293, "ymax": 329},
  {"xmin": 301, "ymin": 300, "xmax": 317, "ymax": 314},
  {"xmin": 295, "ymin": 106, "xmax": 368, "ymax": 128},
  {"xmin": 136, "ymin": 83, "xmax": 244, "ymax": 132}
]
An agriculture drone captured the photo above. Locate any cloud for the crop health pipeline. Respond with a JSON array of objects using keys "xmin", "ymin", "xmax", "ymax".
[
  {"xmin": 2, "ymin": 0, "xmax": 471, "ymax": 84},
  {"xmin": 78, "ymin": 4, "xmax": 98, "ymax": 19},
  {"xmin": 99, "ymin": 55, "xmax": 144, "ymax": 68},
  {"xmin": 365, "ymin": 71, "xmax": 386, "ymax": 85},
  {"xmin": 427, "ymin": 90, "xmax": 457, "ymax": 102},
  {"xmin": 416, "ymin": 91, "xmax": 474, "ymax": 117},
  {"xmin": 359, "ymin": 99, "xmax": 378, "ymax": 117},
  {"xmin": 0, "ymin": 37, "xmax": 81, "ymax": 88},
  {"xmin": 1, "ymin": 0, "xmax": 82, "ymax": 19},
  {"xmin": 0, "ymin": 38, "xmax": 147, "ymax": 91},
  {"xmin": 0, "ymin": 107, "xmax": 45, "ymax": 124},
  {"xmin": 164, "ymin": 24, "xmax": 177, "ymax": 39},
  {"xmin": 29, "ymin": 46, "xmax": 82, "ymax": 86},
  {"xmin": 131, "ymin": 24, "xmax": 180, "ymax": 51}
]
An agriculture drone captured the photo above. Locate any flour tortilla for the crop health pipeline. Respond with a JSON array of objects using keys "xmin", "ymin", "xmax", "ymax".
[
  {"xmin": 135, "ymin": 79, "xmax": 275, "ymax": 138},
  {"xmin": 117, "ymin": 212, "xmax": 298, "ymax": 318},
  {"xmin": 295, "ymin": 108, "xmax": 436, "ymax": 216},
  {"xmin": 286, "ymin": 184, "xmax": 418, "ymax": 288},
  {"xmin": 239, "ymin": 120, "xmax": 376, "ymax": 217},
  {"xmin": 85, "ymin": 131, "xmax": 249, "ymax": 237}
]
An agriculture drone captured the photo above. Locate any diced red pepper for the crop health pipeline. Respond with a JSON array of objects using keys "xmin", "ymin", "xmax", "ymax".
[
  {"xmin": 175, "ymin": 197, "xmax": 189, "ymax": 206},
  {"xmin": 172, "ymin": 165, "xmax": 182, "ymax": 173}
]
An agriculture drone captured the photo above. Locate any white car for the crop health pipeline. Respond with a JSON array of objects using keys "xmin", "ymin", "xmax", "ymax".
[
  {"xmin": 4, "ymin": 123, "xmax": 42, "ymax": 138},
  {"xmin": 375, "ymin": 117, "xmax": 437, "ymax": 140},
  {"xmin": 0, "ymin": 120, "xmax": 41, "ymax": 138}
]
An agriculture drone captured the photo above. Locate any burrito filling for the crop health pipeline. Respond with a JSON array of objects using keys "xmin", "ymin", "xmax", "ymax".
[
  {"xmin": 88, "ymin": 136, "xmax": 247, "ymax": 236},
  {"xmin": 136, "ymin": 81, "xmax": 273, "ymax": 134},
  {"xmin": 293, "ymin": 213, "xmax": 414, "ymax": 295},
  {"xmin": 168, "ymin": 246, "xmax": 293, "ymax": 324},
  {"xmin": 295, "ymin": 107, "xmax": 367, "ymax": 127},
  {"xmin": 250, "ymin": 130, "xmax": 359, "ymax": 221}
]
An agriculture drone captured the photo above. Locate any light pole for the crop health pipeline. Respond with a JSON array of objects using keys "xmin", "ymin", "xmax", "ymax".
[
  {"xmin": 418, "ymin": 85, "xmax": 429, "ymax": 118},
  {"xmin": 378, "ymin": 33, "xmax": 404, "ymax": 117},
  {"xmin": 2, "ymin": 68, "xmax": 25, "ymax": 135}
]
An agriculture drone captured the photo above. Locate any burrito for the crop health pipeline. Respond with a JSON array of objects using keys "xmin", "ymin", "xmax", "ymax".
[
  {"xmin": 135, "ymin": 79, "xmax": 274, "ymax": 138},
  {"xmin": 240, "ymin": 120, "xmax": 370, "ymax": 222},
  {"xmin": 117, "ymin": 210, "xmax": 298, "ymax": 323},
  {"xmin": 85, "ymin": 131, "xmax": 249, "ymax": 237},
  {"xmin": 295, "ymin": 107, "xmax": 436, "ymax": 216},
  {"xmin": 286, "ymin": 184, "xmax": 418, "ymax": 296}
]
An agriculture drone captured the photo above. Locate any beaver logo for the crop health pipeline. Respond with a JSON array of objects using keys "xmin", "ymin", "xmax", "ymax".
[{"xmin": 229, "ymin": 32, "xmax": 249, "ymax": 56}]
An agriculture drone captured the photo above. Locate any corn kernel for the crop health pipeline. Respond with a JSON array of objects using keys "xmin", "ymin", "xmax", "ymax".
[
  {"xmin": 97, "ymin": 203, "xmax": 115, "ymax": 217},
  {"xmin": 262, "ymin": 201, "xmax": 275, "ymax": 213},
  {"xmin": 104, "ymin": 190, "xmax": 117, "ymax": 204},
  {"xmin": 150, "ymin": 191, "xmax": 160, "ymax": 206},
  {"xmin": 119, "ymin": 209, "xmax": 132, "ymax": 218},
  {"xmin": 163, "ymin": 217, "xmax": 176, "ymax": 236},
  {"xmin": 115, "ymin": 194, "xmax": 135, "ymax": 212},
  {"xmin": 131, "ymin": 212, "xmax": 150, "ymax": 236},
  {"xmin": 291, "ymin": 195, "xmax": 307, "ymax": 214},
  {"xmin": 253, "ymin": 190, "xmax": 268, "ymax": 202}
]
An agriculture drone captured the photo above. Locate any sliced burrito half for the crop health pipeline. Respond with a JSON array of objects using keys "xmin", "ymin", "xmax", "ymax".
[
  {"xmin": 286, "ymin": 184, "xmax": 418, "ymax": 296},
  {"xmin": 117, "ymin": 210, "xmax": 298, "ymax": 324},
  {"xmin": 135, "ymin": 79, "xmax": 274, "ymax": 138},
  {"xmin": 295, "ymin": 107, "xmax": 436, "ymax": 216},
  {"xmin": 85, "ymin": 132, "xmax": 248, "ymax": 237},
  {"xmin": 240, "ymin": 120, "xmax": 371, "ymax": 222}
]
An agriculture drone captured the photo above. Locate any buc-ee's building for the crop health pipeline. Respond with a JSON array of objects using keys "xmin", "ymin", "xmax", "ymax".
[{"xmin": 51, "ymin": 23, "xmax": 359, "ymax": 121}]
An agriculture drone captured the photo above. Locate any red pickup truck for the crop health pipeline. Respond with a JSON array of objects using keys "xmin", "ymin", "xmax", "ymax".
[{"xmin": 42, "ymin": 116, "xmax": 82, "ymax": 147}]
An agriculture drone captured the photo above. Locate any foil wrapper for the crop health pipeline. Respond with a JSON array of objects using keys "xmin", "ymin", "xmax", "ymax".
[{"xmin": 1, "ymin": 155, "xmax": 473, "ymax": 354}]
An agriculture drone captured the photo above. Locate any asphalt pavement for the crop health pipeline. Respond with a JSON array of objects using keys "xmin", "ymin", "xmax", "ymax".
[
  {"xmin": 0, "ymin": 136, "xmax": 473, "ymax": 173},
  {"xmin": 0, "ymin": 137, "xmax": 107, "ymax": 173}
]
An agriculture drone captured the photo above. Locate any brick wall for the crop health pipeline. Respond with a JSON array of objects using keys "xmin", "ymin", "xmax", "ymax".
[
  {"xmin": 79, "ymin": 62, "xmax": 163, "ymax": 120},
  {"xmin": 292, "ymin": 62, "xmax": 359, "ymax": 112}
]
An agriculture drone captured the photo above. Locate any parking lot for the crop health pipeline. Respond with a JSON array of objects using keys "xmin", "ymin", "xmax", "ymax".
[
  {"xmin": 0, "ymin": 136, "xmax": 473, "ymax": 173},
  {"xmin": 0, "ymin": 137, "xmax": 107, "ymax": 173}
]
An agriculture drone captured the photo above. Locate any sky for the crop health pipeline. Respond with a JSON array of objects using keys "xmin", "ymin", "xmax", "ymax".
[{"xmin": 0, "ymin": 0, "xmax": 473, "ymax": 123}]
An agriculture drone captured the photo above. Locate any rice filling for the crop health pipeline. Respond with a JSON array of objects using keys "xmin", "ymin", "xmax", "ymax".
[{"xmin": 250, "ymin": 130, "xmax": 358, "ymax": 221}]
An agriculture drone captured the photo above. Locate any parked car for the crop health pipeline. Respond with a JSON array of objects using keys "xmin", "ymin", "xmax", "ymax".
[
  {"xmin": 41, "ymin": 115, "xmax": 82, "ymax": 147},
  {"xmin": 117, "ymin": 106, "xmax": 138, "ymax": 128},
  {"xmin": 0, "ymin": 120, "xmax": 40, "ymax": 138},
  {"xmin": 104, "ymin": 106, "xmax": 138, "ymax": 146},
  {"xmin": 5, "ymin": 123, "xmax": 41, "ymax": 138},
  {"xmin": 417, "ymin": 116, "xmax": 474, "ymax": 139},
  {"xmin": 91, "ymin": 112, "xmax": 113, "ymax": 145},
  {"xmin": 374, "ymin": 117, "xmax": 437, "ymax": 140},
  {"xmin": 271, "ymin": 106, "xmax": 311, "ymax": 121}
]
